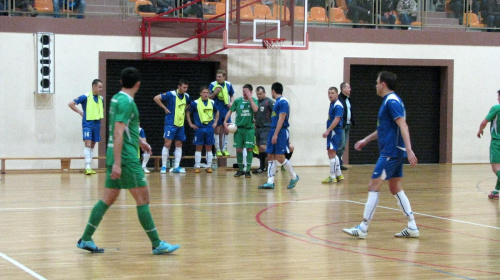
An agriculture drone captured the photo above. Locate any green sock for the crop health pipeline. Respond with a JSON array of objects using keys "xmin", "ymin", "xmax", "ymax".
[
  {"xmin": 495, "ymin": 170, "xmax": 500, "ymax": 193},
  {"xmin": 246, "ymin": 150, "xmax": 253, "ymax": 172},
  {"xmin": 137, "ymin": 204, "xmax": 161, "ymax": 248},
  {"xmin": 82, "ymin": 200, "xmax": 109, "ymax": 241},
  {"xmin": 237, "ymin": 152, "xmax": 244, "ymax": 171}
]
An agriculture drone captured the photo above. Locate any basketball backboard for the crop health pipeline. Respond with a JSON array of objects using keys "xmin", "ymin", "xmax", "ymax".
[{"xmin": 223, "ymin": 0, "xmax": 309, "ymax": 50}]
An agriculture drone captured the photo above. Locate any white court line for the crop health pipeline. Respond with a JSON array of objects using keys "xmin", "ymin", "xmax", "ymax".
[
  {"xmin": 345, "ymin": 200, "xmax": 500, "ymax": 230},
  {"xmin": 0, "ymin": 252, "xmax": 47, "ymax": 280}
]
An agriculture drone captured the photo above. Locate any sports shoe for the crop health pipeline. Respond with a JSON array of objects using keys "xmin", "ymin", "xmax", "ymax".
[
  {"xmin": 216, "ymin": 150, "xmax": 223, "ymax": 157},
  {"xmin": 394, "ymin": 227, "xmax": 420, "ymax": 238},
  {"xmin": 336, "ymin": 175, "xmax": 344, "ymax": 181},
  {"xmin": 321, "ymin": 176, "xmax": 337, "ymax": 184},
  {"xmin": 287, "ymin": 175, "xmax": 300, "ymax": 189},
  {"xmin": 160, "ymin": 166, "xmax": 167, "ymax": 174},
  {"xmin": 342, "ymin": 225, "xmax": 367, "ymax": 239},
  {"xmin": 340, "ymin": 165, "xmax": 348, "ymax": 170},
  {"xmin": 206, "ymin": 167, "xmax": 213, "ymax": 173},
  {"xmin": 488, "ymin": 191, "xmax": 499, "ymax": 199},
  {"xmin": 245, "ymin": 171, "xmax": 251, "ymax": 178},
  {"xmin": 143, "ymin": 168, "xmax": 150, "ymax": 174},
  {"xmin": 172, "ymin": 167, "xmax": 186, "ymax": 173},
  {"xmin": 234, "ymin": 170, "xmax": 245, "ymax": 177},
  {"xmin": 222, "ymin": 150, "xmax": 230, "ymax": 156},
  {"xmin": 194, "ymin": 168, "xmax": 200, "ymax": 173},
  {"xmin": 258, "ymin": 183, "xmax": 275, "ymax": 189},
  {"xmin": 85, "ymin": 169, "xmax": 96, "ymax": 175},
  {"xmin": 252, "ymin": 168, "xmax": 265, "ymax": 174},
  {"xmin": 152, "ymin": 241, "xmax": 180, "ymax": 255},
  {"xmin": 77, "ymin": 238, "xmax": 104, "ymax": 253}
]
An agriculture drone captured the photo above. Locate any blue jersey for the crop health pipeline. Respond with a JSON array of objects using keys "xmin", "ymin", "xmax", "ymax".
[
  {"xmin": 271, "ymin": 96, "xmax": 290, "ymax": 129},
  {"xmin": 139, "ymin": 127, "xmax": 146, "ymax": 138},
  {"xmin": 209, "ymin": 81, "xmax": 235, "ymax": 110},
  {"xmin": 377, "ymin": 93, "xmax": 407, "ymax": 158},
  {"xmin": 160, "ymin": 90, "xmax": 192, "ymax": 126},
  {"xmin": 74, "ymin": 94, "xmax": 103, "ymax": 128},
  {"xmin": 187, "ymin": 99, "xmax": 218, "ymax": 128},
  {"xmin": 327, "ymin": 100, "xmax": 344, "ymax": 133}
]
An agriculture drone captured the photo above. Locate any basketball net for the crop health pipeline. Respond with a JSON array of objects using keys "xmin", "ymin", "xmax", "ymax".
[{"xmin": 262, "ymin": 38, "xmax": 285, "ymax": 56}]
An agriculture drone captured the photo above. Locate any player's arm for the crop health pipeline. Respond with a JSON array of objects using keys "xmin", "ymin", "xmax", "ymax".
[
  {"xmin": 111, "ymin": 122, "xmax": 125, "ymax": 180},
  {"xmin": 186, "ymin": 109, "xmax": 198, "ymax": 130},
  {"xmin": 223, "ymin": 109, "xmax": 233, "ymax": 133},
  {"xmin": 68, "ymin": 99, "xmax": 83, "ymax": 117},
  {"xmin": 249, "ymin": 97, "xmax": 258, "ymax": 113},
  {"xmin": 139, "ymin": 137, "xmax": 152, "ymax": 155},
  {"xmin": 355, "ymin": 130, "xmax": 378, "ymax": 151},
  {"xmin": 213, "ymin": 110, "xmax": 219, "ymax": 129},
  {"xmin": 323, "ymin": 117, "xmax": 341, "ymax": 138},
  {"xmin": 477, "ymin": 119, "xmax": 489, "ymax": 138},
  {"xmin": 395, "ymin": 117, "xmax": 418, "ymax": 166},
  {"xmin": 209, "ymin": 86, "xmax": 221, "ymax": 100},
  {"xmin": 153, "ymin": 94, "xmax": 170, "ymax": 114},
  {"xmin": 272, "ymin": 113, "xmax": 287, "ymax": 144},
  {"xmin": 228, "ymin": 94, "xmax": 235, "ymax": 109}
]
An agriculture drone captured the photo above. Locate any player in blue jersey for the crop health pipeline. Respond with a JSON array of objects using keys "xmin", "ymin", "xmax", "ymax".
[
  {"xmin": 343, "ymin": 71, "xmax": 419, "ymax": 239},
  {"xmin": 154, "ymin": 79, "xmax": 192, "ymax": 174},
  {"xmin": 209, "ymin": 69, "xmax": 235, "ymax": 157},
  {"xmin": 321, "ymin": 87, "xmax": 344, "ymax": 184},
  {"xmin": 258, "ymin": 82, "xmax": 300, "ymax": 190},
  {"xmin": 68, "ymin": 79, "xmax": 104, "ymax": 175},
  {"xmin": 139, "ymin": 126, "xmax": 150, "ymax": 174},
  {"xmin": 186, "ymin": 86, "xmax": 219, "ymax": 173}
]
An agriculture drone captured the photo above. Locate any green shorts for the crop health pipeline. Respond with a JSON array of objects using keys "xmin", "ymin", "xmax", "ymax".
[
  {"xmin": 490, "ymin": 140, "xmax": 500, "ymax": 163},
  {"xmin": 105, "ymin": 160, "xmax": 147, "ymax": 189},
  {"xmin": 233, "ymin": 127, "xmax": 255, "ymax": 149}
]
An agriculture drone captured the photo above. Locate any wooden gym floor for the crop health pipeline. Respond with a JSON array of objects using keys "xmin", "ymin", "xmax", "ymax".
[{"xmin": 0, "ymin": 164, "xmax": 499, "ymax": 279}]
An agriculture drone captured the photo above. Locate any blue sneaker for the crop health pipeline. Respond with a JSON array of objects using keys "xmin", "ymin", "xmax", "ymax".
[
  {"xmin": 258, "ymin": 183, "xmax": 275, "ymax": 189},
  {"xmin": 77, "ymin": 238, "xmax": 104, "ymax": 253},
  {"xmin": 160, "ymin": 166, "xmax": 167, "ymax": 174},
  {"xmin": 153, "ymin": 241, "xmax": 180, "ymax": 255},
  {"xmin": 172, "ymin": 167, "xmax": 186, "ymax": 173},
  {"xmin": 287, "ymin": 175, "xmax": 300, "ymax": 189}
]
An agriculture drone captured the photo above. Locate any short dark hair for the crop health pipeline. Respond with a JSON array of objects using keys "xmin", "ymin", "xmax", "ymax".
[
  {"xmin": 120, "ymin": 67, "xmax": 140, "ymax": 89},
  {"xmin": 328, "ymin": 87, "xmax": 338, "ymax": 93},
  {"xmin": 243, "ymin": 84, "xmax": 253, "ymax": 91},
  {"xmin": 271, "ymin": 82, "xmax": 283, "ymax": 95},
  {"xmin": 216, "ymin": 69, "xmax": 226, "ymax": 77},
  {"xmin": 340, "ymin": 82, "xmax": 347, "ymax": 91},
  {"xmin": 199, "ymin": 85, "xmax": 209, "ymax": 92},
  {"xmin": 256, "ymin": 86, "xmax": 265, "ymax": 92},
  {"xmin": 178, "ymin": 79, "xmax": 189, "ymax": 86},
  {"xmin": 378, "ymin": 71, "xmax": 397, "ymax": 91},
  {"xmin": 92, "ymin": 79, "xmax": 102, "ymax": 86}
]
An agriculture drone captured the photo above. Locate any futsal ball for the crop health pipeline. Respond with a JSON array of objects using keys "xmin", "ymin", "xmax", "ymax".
[{"xmin": 227, "ymin": 124, "xmax": 237, "ymax": 133}]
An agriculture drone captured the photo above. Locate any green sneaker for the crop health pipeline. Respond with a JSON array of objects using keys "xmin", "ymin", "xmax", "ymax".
[
  {"xmin": 216, "ymin": 150, "xmax": 223, "ymax": 157},
  {"xmin": 222, "ymin": 150, "xmax": 230, "ymax": 156},
  {"xmin": 321, "ymin": 176, "xmax": 336, "ymax": 184},
  {"xmin": 336, "ymin": 175, "xmax": 344, "ymax": 181},
  {"xmin": 287, "ymin": 175, "xmax": 300, "ymax": 189}
]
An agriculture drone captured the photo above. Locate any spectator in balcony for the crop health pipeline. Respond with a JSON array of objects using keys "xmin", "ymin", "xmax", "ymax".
[
  {"xmin": 487, "ymin": 0, "xmax": 500, "ymax": 28},
  {"xmin": 15, "ymin": 0, "xmax": 38, "ymax": 16},
  {"xmin": 182, "ymin": 0, "xmax": 203, "ymax": 18},
  {"xmin": 347, "ymin": 0, "xmax": 375, "ymax": 25},
  {"xmin": 450, "ymin": 0, "xmax": 480, "ymax": 24},
  {"xmin": 54, "ymin": 0, "xmax": 86, "ymax": 19},
  {"xmin": 0, "ymin": 0, "xmax": 8, "ymax": 16},
  {"xmin": 153, "ymin": 0, "xmax": 175, "ymax": 14},
  {"xmin": 380, "ymin": 0, "xmax": 397, "ymax": 28},
  {"xmin": 396, "ymin": 0, "xmax": 417, "ymax": 28}
]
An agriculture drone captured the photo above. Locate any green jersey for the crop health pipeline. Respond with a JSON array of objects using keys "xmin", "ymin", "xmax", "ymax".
[
  {"xmin": 486, "ymin": 104, "xmax": 500, "ymax": 140},
  {"xmin": 106, "ymin": 91, "xmax": 141, "ymax": 165},
  {"xmin": 231, "ymin": 97, "xmax": 257, "ymax": 129}
]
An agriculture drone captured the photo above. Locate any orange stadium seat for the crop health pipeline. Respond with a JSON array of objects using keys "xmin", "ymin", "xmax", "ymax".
[
  {"xmin": 331, "ymin": 7, "xmax": 351, "ymax": 23},
  {"xmin": 135, "ymin": 0, "xmax": 156, "ymax": 17},
  {"xmin": 310, "ymin": 6, "xmax": 327, "ymax": 22},
  {"xmin": 273, "ymin": 5, "xmax": 290, "ymax": 21},
  {"xmin": 204, "ymin": 2, "xmax": 226, "ymax": 19},
  {"xmin": 463, "ymin": 12, "xmax": 485, "ymax": 27},
  {"xmin": 254, "ymin": 4, "xmax": 274, "ymax": 19},
  {"xmin": 34, "ymin": 0, "xmax": 54, "ymax": 13}
]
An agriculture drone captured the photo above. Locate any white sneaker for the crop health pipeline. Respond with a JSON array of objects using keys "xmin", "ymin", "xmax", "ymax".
[
  {"xmin": 342, "ymin": 225, "xmax": 367, "ymax": 239},
  {"xmin": 394, "ymin": 227, "xmax": 419, "ymax": 238},
  {"xmin": 143, "ymin": 168, "xmax": 150, "ymax": 174}
]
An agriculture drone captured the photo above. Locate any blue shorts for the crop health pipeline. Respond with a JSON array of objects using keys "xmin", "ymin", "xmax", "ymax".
[
  {"xmin": 372, "ymin": 156, "xmax": 404, "ymax": 180},
  {"xmin": 217, "ymin": 106, "xmax": 231, "ymax": 126},
  {"xmin": 326, "ymin": 130, "xmax": 342, "ymax": 151},
  {"xmin": 266, "ymin": 128, "xmax": 289, "ymax": 155},
  {"xmin": 164, "ymin": 125, "xmax": 186, "ymax": 141},
  {"xmin": 83, "ymin": 125, "xmax": 101, "ymax": 142},
  {"xmin": 193, "ymin": 127, "xmax": 215, "ymax": 146}
]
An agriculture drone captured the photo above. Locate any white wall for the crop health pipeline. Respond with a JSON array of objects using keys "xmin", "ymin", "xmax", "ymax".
[{"xmin": 1, "ymin": 32, "xmax": 498, "ymax": 169}]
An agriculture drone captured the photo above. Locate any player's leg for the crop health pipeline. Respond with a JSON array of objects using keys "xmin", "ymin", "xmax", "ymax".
[
  {"xmin": 193, "ymin": 129, "xmax": 204, "ymax": 173},
  {"xmin": 83, "ymin": 127, "xmax": 94, "ymax": 173},
  {"xmin": 322, "ymin": 149, "xmax": 337, "ymax": 183},
  {"xmin": 333, "ymin": 131, "xmax": 343, "ymax": 181},
  {"xmin": 142, "ymin": 151, "xmax": 150, "ymax": 173},
  {"xmin": 205, "ymin": 128, "xmax": 215, "ymax": 173},
  {"xmin": 234, "ymin": 130, "xmax": 245, "ymax": 177},
  {"xmin": 87, "ymin": 125, "xmax": 101, "ymax": 174},
  {"xmin": 171, "ymin": 127, "xmax": 186, "ymax": 173},
  {"xmin": 258, "ymin": 131, "xmax": 277, "ymax": 189},
  {"xmin": 161, "ymin": 125, "xmax": 174, "ymax": 173},
  {"xmin": 242, "ymin": 128, "xmax": 255, "ymax": 176},
  {"xmin": 488, "ymin": 141, "xmax": 500, "ymax": 199},
  {"xmin": 275, "ymin": 130, "xmax": 299, "ymax": 189},
  {"xmin": 214, "ymin": 125, "xmax": 222, "ymax": 156}
]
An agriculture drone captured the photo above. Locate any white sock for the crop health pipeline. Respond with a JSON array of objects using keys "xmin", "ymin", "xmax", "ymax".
[
  {"xmin": 162, "ymin": 147, "xmax": 169, "ymax": 167},
  {"xmin": 243, "ymin": 149, "xmax": 247, "ymax": 168},
  {"xmin": 360, "ymin": 191, "xmax": 380, "ymax": 232},
  {"xmin": 282, "ymin": 159, "xmax": 297, "ymax": 179},
  {"xmin": 84, "ymin": 147, "xmax": 92, "ymax": 169},
  {"xmin": 142, "ymin": 152, "xmax": 150, "ymax": 168},
  {"xmin": 394, "ymin": 190, "xmax": 417, "ymax": 229},
  {"xmin": 206, "ymin": 151, "xmax": 213, "ymax": 166},
  {"xmin": 214, "ymin": 134, "xmax": 220, "ymax": 152},
  {"xmin": 223, "ymin": 134, "xmax": 228, "ymax": 151},
  {"xmin": 174, "ymin": 147, "xmax": 182, "ymax": 168},
  {"xmin": 329, "ymin": 158, "xmax": 336, "ymax": 178},
  {"xmin": 334, "ymin": 155, "xmax": 342, "ymax": 176},
  {"xmin": 194, "ymin": 151, "xmax": 202, "ymax": 168},
  {"xmin": 267, "ymin": 160, "xmax": 277, "ymax": 184}
]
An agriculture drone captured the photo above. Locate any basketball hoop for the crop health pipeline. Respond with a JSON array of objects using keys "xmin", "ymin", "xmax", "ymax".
[{"xmin": 262, "ymin": 38, "xmax": 285, "ymax": 56}]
